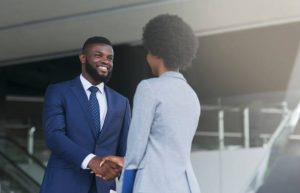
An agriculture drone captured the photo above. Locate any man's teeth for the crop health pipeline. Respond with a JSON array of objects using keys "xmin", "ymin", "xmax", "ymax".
[{"xmin": 98, "ymin": 66, "xmax": 108, "ymax": 71}]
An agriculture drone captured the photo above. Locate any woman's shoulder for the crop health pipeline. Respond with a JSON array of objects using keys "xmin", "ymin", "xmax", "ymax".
[{"xmin": 137, "ymin": 77, "xmax": 163, "ymax": 91}]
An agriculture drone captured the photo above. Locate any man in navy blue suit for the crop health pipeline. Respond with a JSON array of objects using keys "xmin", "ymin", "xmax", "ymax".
[{"xmin": 40, "ymin": 36, "xmax": 131, "ymax": 193}]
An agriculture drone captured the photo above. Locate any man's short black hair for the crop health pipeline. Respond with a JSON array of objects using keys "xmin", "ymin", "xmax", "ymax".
[
  {"xmin": 143, "ymin": 14, "xmax": 198, "ymax": 70},
  {"xmin": 82, "ymin": 36, "xmax": 112, "ymax": 53}
]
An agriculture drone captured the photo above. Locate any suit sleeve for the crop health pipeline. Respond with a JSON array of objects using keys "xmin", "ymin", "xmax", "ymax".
[
  {"xmin": 116, "ymin": 98, "xmax": 131, "ymax": 157},
  {"xmin": 124, "ymin": 80, "xmax": 157, "ymax": 169},
  {"xmin": 43, "ymin": 84, "xmax": 90, "ymax": 167}
]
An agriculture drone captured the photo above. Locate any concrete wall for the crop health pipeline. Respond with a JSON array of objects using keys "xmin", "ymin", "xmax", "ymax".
[{"xmin": 191, "ymin": 148, "xmax": 270, "ymax": 193}]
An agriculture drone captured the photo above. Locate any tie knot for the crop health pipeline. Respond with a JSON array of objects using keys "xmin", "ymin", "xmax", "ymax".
[{"xmin": 89, "ymin": 86, "xmax": 99, "ymax": 94}]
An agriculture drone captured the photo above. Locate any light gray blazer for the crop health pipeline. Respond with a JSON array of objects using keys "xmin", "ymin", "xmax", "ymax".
[{"xmin": 118, "ymin": 71, "xmax": 201, "ymax": 193}]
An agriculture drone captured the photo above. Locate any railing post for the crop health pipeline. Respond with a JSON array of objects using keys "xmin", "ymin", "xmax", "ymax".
[
  {"xmin": 27, "ymin": 126, "xmax": 36, "ymax": 155},
  {"xmin": 243, "ymin": 107, "xmax": 250, "ymax": 148},
  {"xmin": 281, "ymin": 101, "xmax": 288, "ymax": 115},
  {"xmin": 218, "ymin": 110, "xmax": 225, "ymax": 150}
]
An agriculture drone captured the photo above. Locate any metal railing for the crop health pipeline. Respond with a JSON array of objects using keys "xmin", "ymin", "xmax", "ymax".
[
  {"xmin": 241, "ymin": 102, "xmax": 300, "ymax": 193},
  {"xmin": 0, "ymin": 136, "xmax": 46, "ymax": 189},
  {"xmin": 196, "ymin": 102, "xmax": 289, "ymax": 149},
  {"xmin": 0, "ymin": 136, "xmax": 46, "ymax": 169},
  {"xmin": 0, "ymin": 150, "xmax": 40, "ymax": 193},
  {"xmin": 0, "ymin": 121, "xmax": 37, "ymax": 156}
]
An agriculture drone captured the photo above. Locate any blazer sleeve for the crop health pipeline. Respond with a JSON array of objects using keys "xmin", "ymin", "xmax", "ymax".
[
  {"xmin": 119, "ymin": 80, "xmax": 158, "ymax": 193},
  {"xmin": 123, "ymin": 80, "xmax": 157, "ymax": 169},
  {"xmin": 43, "ymin": 84, "xmax": 90, "ymax": 167},
  {"xmin": 116, "ymin": 98, "xmax": 131, "ymax": 157}
]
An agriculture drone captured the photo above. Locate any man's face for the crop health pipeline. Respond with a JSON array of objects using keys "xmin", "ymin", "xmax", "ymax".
[{"xmin": 81, "ymin": 43, "xmax": 114, "ymax": 84}]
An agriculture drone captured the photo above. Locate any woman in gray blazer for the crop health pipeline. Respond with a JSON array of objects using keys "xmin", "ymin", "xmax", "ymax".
[{"xmin": 119, "ymin": 14, "xmax": 201, "ymax": 193}]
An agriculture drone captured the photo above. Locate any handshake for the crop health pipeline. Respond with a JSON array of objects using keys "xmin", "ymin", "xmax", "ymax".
[{"xmin": 88, "ymin": 156, "xmax": 124, "ymax": 181}]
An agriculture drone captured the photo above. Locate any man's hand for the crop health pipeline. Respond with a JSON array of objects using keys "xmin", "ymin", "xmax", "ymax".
[
  {"xmin": 88, "ymin": 156, "xmax": 124, "ymax": 181},
  {"xmin": 96, "ymin": 159, "xmax": 123, "ymax": 180},
  {"xmin": 88, "ymin": 156, "xmax": 104, "ymax": 175},
  {"xmin": 102, "ymin": 156, "xmax": 124, "ymax": 167}
]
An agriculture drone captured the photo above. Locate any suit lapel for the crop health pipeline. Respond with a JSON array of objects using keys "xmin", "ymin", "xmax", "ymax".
[{"xmin": 70, "ymin": 76, "xmax": 98, "ymax": 138}]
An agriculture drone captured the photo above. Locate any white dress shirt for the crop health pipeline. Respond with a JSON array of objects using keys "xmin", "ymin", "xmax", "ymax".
[{"xmin": 80, "ymin": 74, "xmax": 108, "ymax": 169}]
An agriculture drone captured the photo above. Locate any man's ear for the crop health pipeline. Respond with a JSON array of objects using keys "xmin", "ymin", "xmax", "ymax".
[{"xmin": 79, "ymin": 54, "xmax": 86, "ymax": 64}]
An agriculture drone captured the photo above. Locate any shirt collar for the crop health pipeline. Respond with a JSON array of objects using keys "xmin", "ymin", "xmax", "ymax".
[{"xmin": 80, "ymin": 74, "xmax": 105, "ymax": 94}]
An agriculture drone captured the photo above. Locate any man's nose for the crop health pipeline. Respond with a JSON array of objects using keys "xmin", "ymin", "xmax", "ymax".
[
  {"xmin": 101, "ymin": 58, "xmax": 109, "ymax": 64},
  {"xmin": 101, "ymin": 58, "xmax": 110, "ymax": 64}
]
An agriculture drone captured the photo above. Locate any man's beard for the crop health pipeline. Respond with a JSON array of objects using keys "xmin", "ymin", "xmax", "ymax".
[{"xmin": 85, "ymin": 60, "xmax": 112, "ymax": 84}]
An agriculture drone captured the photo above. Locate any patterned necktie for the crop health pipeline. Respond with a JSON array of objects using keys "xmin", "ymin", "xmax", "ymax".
[{"xmin": 88, "ymin": 86, "xmax": 101, "ymax": 134}]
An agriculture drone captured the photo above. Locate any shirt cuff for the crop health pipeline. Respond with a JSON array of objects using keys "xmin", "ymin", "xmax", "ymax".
[{"xmin": 81, "ymin": 154, "xmax": 96, "ymax": 169}]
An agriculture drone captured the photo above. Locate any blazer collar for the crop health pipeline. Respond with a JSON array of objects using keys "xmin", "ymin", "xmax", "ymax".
[{"xmin": 159, "ymin": 71, "xmax": 186, "ymax": 81}]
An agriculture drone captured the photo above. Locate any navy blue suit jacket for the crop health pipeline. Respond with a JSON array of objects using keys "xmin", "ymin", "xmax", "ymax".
[{"xmin": 40, "ymin": 76, "xmax": 131, "ymax": 193}]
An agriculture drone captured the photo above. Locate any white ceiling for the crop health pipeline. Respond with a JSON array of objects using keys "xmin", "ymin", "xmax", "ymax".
[
  {"xmin": 2, "ymin": 0, "xmax": 300, "ymax": 66},
  {"xmin": 0, "ymin": 0, "xmax": 185, "ymax": 65},
  {"xmin": 2, "ymin": 0, "xmax": 300, "ymax": 99},
  {"xmin": 185, "ymin": 21, "xmax": 300, "ymax": 98},
  {"xmin": 0, "ymin": 0, "xmax": 155, "ymax": 26}
]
